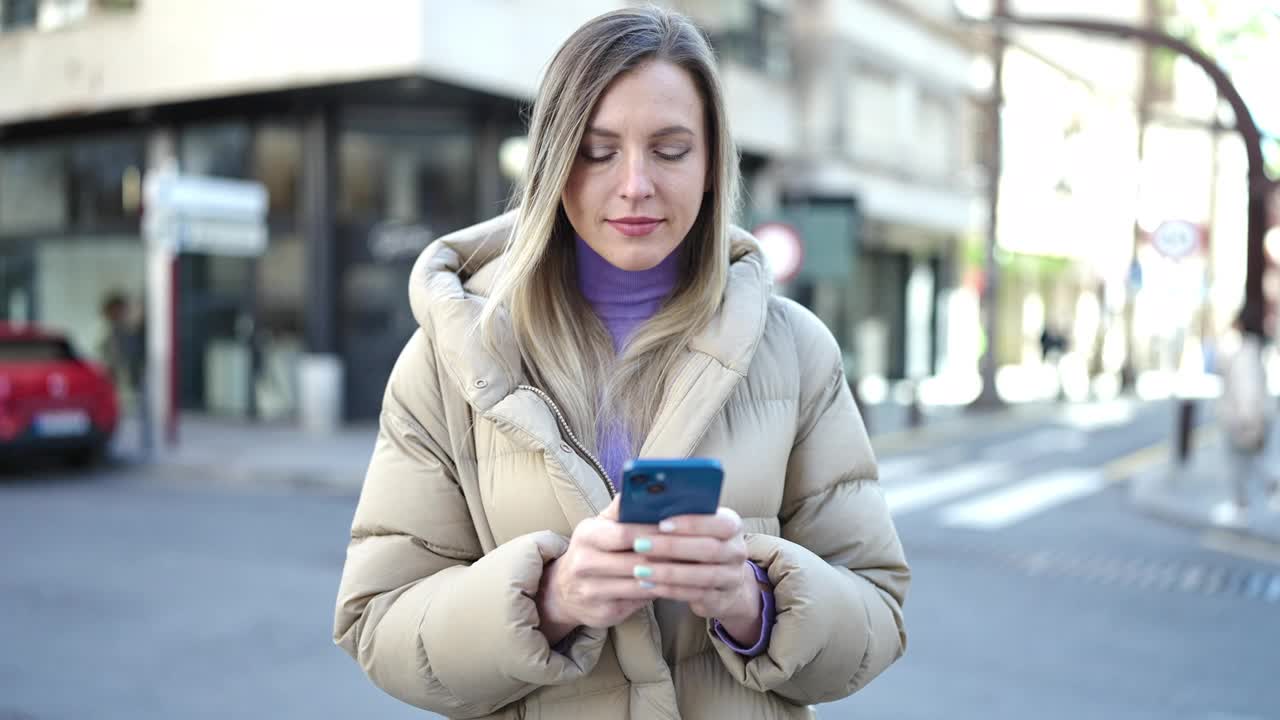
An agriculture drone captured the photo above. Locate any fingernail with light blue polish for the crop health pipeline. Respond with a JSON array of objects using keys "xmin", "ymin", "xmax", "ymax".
[
  {"xmin": 633, "ymin": 538, "xmax": 653, "ymax": 553},
  {"xmin": 633, "ymin": 565, "xmax": 653, "ymax": 579},
  {"xmin": 638, "ymin": 580, "xmax": 656, "ymax": 590}
]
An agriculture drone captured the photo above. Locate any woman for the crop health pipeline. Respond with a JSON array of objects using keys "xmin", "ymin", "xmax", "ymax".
[{"xmin": 333, "ymin": 7, "xmax": 908, "ymax": 719}]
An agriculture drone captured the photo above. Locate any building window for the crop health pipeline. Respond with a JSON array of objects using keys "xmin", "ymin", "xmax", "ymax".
[
  {"xmin": 849, "ymin": 66, "xmax": 899, "ymax": 165},
  {"xmin": 252, "ymin": 122, "xmax": 302, "ymax": 222},
  {"xmin": 916, "ymin": 93, "xmax": 955, "ymax": 181},
  {"xmin": 0, "ymin": 133, "xmax": 143, "ymax": 235},
  {"xmin": 0, "ymin": 141, "xmax": 68, "ymax": 234},
  {"xmin": 69, "ymin": 133, "xmax": 145, "ymax": 230},
  {"xmin": 338, "ymin": 117, "xmax": 476, "ymax": 237},
  {"xmin": 180, "ymin": 123, "xmax": 251, "ymax": 179},
  {"xmin": 0, "ymin": 0, "xmax": 38, "ymax": 32},
  {"xmin": 1, "ymin": 0, "xmax": 136, "ymax": 32},
  {"xmin": 709, "ymin": 0, "xmax": 790, "ymax": 78}
]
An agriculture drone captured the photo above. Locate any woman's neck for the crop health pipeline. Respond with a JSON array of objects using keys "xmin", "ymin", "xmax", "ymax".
[{"xmin": 574, "ymin": 235, "xmax": 681, "ymax": 352}]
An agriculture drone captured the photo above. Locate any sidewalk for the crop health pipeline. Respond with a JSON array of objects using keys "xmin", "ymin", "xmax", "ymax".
[
  {"xmin": 110, "ymin": 414, "xmax": 378, "ymax": 492},
  {"xmin": 862, "ymin": 398, "xmax": 1061, "ymax": 455},
  {"xmin": 110, "ymin": 398, "xmax": 1057, "ymax": 494},
  {"xmin": 1129, "ymin": 432, "xmax": 1280, "ymax": 545}
]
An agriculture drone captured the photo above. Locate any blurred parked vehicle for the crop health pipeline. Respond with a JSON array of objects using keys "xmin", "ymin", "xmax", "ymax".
[{"xmin": 0, "ymin": 323, "xmax": 118, "ymax": 467}]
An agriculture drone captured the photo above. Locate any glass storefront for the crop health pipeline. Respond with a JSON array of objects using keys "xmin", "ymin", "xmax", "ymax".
[
  {"xmin": 0, "ymin": 133, "xmax": 146, "ymax": 364},
  {"xmin": 176, "ymin": 120, "xmax": 306, "ymax": 421},
  {"xmin": 337, "ymin": 108, "xmax": 479, "ymax": 419},
  {"xmin": 2, "ymin": 82, "xmax": 522, "ymax": 424}
]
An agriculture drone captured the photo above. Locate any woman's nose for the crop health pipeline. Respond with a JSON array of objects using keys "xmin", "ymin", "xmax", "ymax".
[{"xmin": 619, "ymin": 153, "xmax": 655, "ymax": 199}]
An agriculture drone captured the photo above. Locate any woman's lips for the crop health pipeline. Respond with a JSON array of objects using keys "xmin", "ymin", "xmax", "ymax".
[{"xmin": 606, "ymin": 218, "xmax": 664, "ymax": 237}]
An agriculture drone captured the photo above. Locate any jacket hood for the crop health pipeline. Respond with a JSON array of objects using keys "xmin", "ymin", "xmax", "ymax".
[{"xmin": 407, "ymin": 211, "xmax": 774, "ymax": 413}]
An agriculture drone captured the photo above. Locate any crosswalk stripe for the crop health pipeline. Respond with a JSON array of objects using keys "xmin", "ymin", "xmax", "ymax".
[
  {"xmin": 980, "ymin": 428, "xmax": 1087, "ymax": 463},
  {"xmin": 884, "ymin": 461, "xmax": 1009, "ymax": 515},
  {"xmin": 939, "ymin": 469, "xmax": 1105, "ymax": 530},
  {"xmin": 877, "ymin": 455, "xmax": 931, "ymax": 484}
]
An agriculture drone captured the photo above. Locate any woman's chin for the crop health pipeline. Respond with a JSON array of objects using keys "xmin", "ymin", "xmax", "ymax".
[{"xmin": 600, "ymin": 242, "xmax": 679, "ymax": 272}]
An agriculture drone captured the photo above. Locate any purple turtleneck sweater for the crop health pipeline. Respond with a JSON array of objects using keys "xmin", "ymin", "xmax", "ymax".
[{"xmin": 574, "ymin": 235, "xmax": 774, "ymax": 658}]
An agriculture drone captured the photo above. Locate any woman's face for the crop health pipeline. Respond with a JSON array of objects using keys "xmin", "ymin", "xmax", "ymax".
[{"xmin": 562, "ymin": 60, "xmax": 710, "ymax": 272}]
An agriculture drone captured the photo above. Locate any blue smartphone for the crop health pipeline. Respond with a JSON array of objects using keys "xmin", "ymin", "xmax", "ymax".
[{"xmin": 618, "ymin": 458, "xmax": 723, "ymax": 524}]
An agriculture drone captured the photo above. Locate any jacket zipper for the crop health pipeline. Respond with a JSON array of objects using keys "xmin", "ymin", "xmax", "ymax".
[{"xmin": 517, "ymin": 384, "xmax": 616, "ymax": 499}]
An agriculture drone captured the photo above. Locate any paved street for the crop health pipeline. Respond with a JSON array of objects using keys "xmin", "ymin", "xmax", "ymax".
[
  {"xmin": 838, "ymin": 398, "xmax": 1279, "ymax": 720},
  {"xmin": 2, "ymin": 398, "xmax": 1276, "ymax": 720}
]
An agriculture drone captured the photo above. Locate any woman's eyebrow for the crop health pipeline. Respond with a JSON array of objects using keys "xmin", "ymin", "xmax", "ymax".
[
  {"xmin": 651, "ymin": 125, "xmax": 695, "ymax": 138},
  {"xmin": 584, "ymin": 125, "xmax": 695, "ymax": 139}
]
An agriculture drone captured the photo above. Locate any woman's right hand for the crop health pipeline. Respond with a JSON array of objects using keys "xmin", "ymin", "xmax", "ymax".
[{"xmin": 536, "ymin": 497, "xmax": 653, "ymax": 645}]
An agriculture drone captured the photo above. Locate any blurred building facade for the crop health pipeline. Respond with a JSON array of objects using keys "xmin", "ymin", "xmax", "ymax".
[
  {"xmin": 985, "ymin": 0, "xmax": 1149, "ymax": 401},
  {"xmin": 981, "ymin": 0, "xmax": 1277, "ymax": 401},
  {"xmin": 0, "ymin": 0, "xmax": 983, "ymax": 423}
]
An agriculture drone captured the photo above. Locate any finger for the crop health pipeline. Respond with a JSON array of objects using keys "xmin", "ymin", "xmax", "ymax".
[
  {"xmin": 643, "ymin": 583, "xmax": 730, "ymax": 605},
  {"xmin": 599, "ymin": 495, "xmax": 621, "ymax": 521},
  {"xmin": 657, "ymin": 506, "xmax": 742, "ymax": 539},
  {"xmin": 575, "ymin": 550, "xmax": 649, "ymax": 579},
  {"xmin": 633, "ymin": 534, "xmax": 746, "ymax": 564},
  {"xmin": 574, "ymin": 577, "xmax": 661, "ymax": 603},
  {"xmin": 578, "ymin": 598, "xmax": 652, "ymax": 629},
  {"xmin": 580, "ymin": 517, "xmax": 659, "ymax": 553},
  {"xmin": 631, "ymin": 561, "xmax": 743, "ymax": 591}
]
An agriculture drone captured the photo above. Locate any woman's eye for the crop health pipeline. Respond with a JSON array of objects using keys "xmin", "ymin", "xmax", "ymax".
[
  {"xmin": 580, "ymin": 148, "xmax": 615, "ymax": 163},
  {"xmin": 655, "ymin": 148, "xmax": 691, "ymax": 161}
]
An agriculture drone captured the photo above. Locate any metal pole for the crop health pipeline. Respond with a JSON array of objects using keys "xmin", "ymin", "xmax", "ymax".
[
  {"xmin": 973, "ymin": 0, "xmax": 1008, "ymax": 409},
  {"xmin": 1121, "ymin": 0, "xmax": 1158, "ymax": 391},
  {"xmin": 143, "ymin": 130, "xmax": 178, "ymax": 453}
]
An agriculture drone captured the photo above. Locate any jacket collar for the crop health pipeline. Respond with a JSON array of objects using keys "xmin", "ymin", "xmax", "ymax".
[{"xmin": 408, "ymin": 210, "xmax": 772, "ymax": 414}]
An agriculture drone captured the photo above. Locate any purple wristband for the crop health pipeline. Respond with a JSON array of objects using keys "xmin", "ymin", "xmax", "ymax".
[{"xmin": 712, "ymin": 560, "xmax": 775, "ymax": 657}]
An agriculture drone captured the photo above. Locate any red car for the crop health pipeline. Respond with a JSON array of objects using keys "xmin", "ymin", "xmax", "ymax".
[{"xmin": 0, "ymin": 322, "xmax": 119, "ymax": 466}]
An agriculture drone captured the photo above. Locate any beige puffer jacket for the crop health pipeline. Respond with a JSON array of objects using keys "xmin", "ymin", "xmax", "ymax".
[{"xmin": 333, "ymin": 212, "xmax": 910, "ymax": 719}]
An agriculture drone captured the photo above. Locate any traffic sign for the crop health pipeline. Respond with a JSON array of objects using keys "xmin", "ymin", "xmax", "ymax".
[
  {"xmin": 1149, "ymin": 219, "xmax": 1203, "ymax": 260},
  {"xmin": 143, "ymin": 171, "xmax": 269, "ymax": 256},
  {"xmin": 753, "ymin": 221, "xmax": 804, "ymax": 284}
]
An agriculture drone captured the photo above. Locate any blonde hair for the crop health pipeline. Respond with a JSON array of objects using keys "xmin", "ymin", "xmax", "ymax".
[{"xmin": 477, "ymin": 6, "xmax": 741, "ymax": 451}]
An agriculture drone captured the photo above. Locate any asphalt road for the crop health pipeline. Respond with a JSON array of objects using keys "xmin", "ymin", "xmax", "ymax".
[{"xmin": 1, "ymin": 398, "xmax": 1275, "ymax": 720}]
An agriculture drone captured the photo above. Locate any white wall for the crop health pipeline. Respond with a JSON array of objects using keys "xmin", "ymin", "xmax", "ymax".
[
  {"xmin": 1, "ymin": 0, "xmax": 800, "ymax": 155},
  {"xmin": 828, "ymin": 0, "xmax": 973, "ymax": 94},
  {"xmin": 417, "ymin": 0, "xmax": 623, "ymax": 101},
  {"xmin": 806, "ymin": 163, "xmax": 977, "ymax": 234},
  {"xmin": 722, "ymin": 61, "xmax": 799, "ymax": 156},
  {"xmin": 0, "ymin": 0, "xmax": 428, "ymax": 124}
]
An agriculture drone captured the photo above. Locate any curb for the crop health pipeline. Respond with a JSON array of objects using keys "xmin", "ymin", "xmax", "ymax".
[
  {"xmin": 111, "ymin": 453, "xmax": 365, "ymax": 495},
  {"xmin": 1129, "ymin": 465, "xmax": 1280, "ymax": 546},
  {"xmin": 869, "ymin": 402, "xmax": 1060, "ymax": 455}
]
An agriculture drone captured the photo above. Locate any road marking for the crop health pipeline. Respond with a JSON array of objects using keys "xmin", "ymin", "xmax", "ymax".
[
  {"xmin": 884, "ymin": 461, "xmax": 1009, "ymax": 515},
  {"xmin": 1201, "ymin": 529, "xmax": 1280, "ymax": 567},
  {"xmin": 981, "ymin": 428, "xmax": 1087, "ymax": 462},
  {"xmin": 1101, "ymin": 428, "xmax": 1214, "ymax": 483},
  {"xmin": 1056, "ymin": 399, "xmax": 1137, "ymax": 430},
  {"xmin": 877, "ymin": 455, "xmax": 932, "ymax": 484},
  {"xmin": 939, "ymin": 469, "xmax": 1105, "ymax": 530}
]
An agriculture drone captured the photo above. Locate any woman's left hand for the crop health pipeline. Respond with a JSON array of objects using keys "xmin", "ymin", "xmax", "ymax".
[{"xmin": 630, "ymin": 507, "xmax": 761, "ymax": 627}]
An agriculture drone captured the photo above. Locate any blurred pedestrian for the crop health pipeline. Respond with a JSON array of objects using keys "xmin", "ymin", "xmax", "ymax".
[
  {"xmin": 1213, "ymin": 318, "xmax": 1280, "ymax": 526},
  {"xmin": 99, "ymin": 291, "xmax": 150, "ymax": 456},
  {"xmin": 332, "ymin": 7, "xmax": 908, "ymax": 719}
]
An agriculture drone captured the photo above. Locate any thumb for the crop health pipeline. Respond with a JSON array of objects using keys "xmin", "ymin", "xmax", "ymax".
[{"xmin": 599, "ymin": 495, "xmax": 621, "ymax": 521}]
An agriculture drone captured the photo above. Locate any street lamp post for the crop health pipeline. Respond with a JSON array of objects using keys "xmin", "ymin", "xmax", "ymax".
[
  {"xmin": 971, "ymin": 0, "xmax": 1009, "ymax": 409},
  {"xmin": 956, "ymin": 5, "xmax": 1277, "ymax": 343}
]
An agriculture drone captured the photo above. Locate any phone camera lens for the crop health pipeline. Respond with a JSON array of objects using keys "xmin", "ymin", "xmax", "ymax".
[
  {"xmin": 646, "ymin": 482, "xmax": 666, "ymax": 495},
  {"xmin": 631, "ymin": 474, "xmax": 649, "ymax": 487}
]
